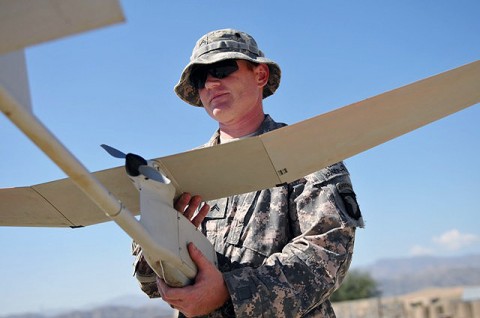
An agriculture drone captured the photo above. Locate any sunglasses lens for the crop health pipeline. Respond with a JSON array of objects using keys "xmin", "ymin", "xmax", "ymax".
[
  {"xmin": 210, "ymin": 61, "xmax": 238, "ymax": 79},
  {"xmin": 190, "ymin": 70, "xmax": 206, "ymax": 89},
  {"xmin": 190, "ymin": 60, "xmax": 239, "ymax": 89}
]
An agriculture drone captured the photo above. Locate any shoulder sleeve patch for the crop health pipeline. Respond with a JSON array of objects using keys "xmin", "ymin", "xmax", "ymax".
[
  {"xmin": 336, "ymin": 182, "xmax": 363, "ymax": 224},
  {"xmin": 307, "ymin": 161, "xmax": 350, "ymax": 184}
]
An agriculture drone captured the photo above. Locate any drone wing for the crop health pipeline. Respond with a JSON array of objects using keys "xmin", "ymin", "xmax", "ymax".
[
  {"xmin": 0, "ymin": 0, "xmax": 124, "ymax": 56},
  {"xmin": 155, "ymin": 60, "xmax": 480, "ymax": 200},
  {"xmin": 0, "ymin": 0, "xmax": 130, "ymax": 227},
  {"xmin": 1, "ymin": 60, "xmax": 478, "ymax": 227},
  {"xmin": 0, "ymin": 167, "xmax": 138, "ymax": 227}
]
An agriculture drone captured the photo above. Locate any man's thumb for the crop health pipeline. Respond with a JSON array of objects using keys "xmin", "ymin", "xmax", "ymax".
[{"xmin": 188, "ymin": 242, "xmax": 207, "ymax": 266}]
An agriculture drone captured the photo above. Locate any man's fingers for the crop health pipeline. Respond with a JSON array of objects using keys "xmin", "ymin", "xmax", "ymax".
[
  {"xmin": 157, "ymin": 244, "xmax": 229, "ymax": 317},
  {"xmin": 174, "ymin": 193, "xmax": 192, "ymax": 213},
  {"xmin": 192, "ymin": 203, "xmax": 210, "ymax": 228},
  {"xmin": 174, "ymin": 193, "xmax": 208, "ymax": 224},
  {"xmin": 156, "ymin": 277, "xmax": 184, "ymax": 301},
  {"xmin": 182, "ymin": 195, "xmax": 202, "ymax": 220}
]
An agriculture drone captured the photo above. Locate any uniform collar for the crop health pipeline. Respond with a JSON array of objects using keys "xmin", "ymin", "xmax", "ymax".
[{"xmin": 205, "ymin": 114, "xmax": 283, "ymax": 146}]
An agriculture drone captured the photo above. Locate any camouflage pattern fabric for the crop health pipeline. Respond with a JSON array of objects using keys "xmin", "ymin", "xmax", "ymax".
[
  {"xmin": 132, "ymin": 242, "xmax": 161, "ymax": 298},
  {"xmin": 133, "ymin": 115, "xmax": 364, "ymax": 317}
]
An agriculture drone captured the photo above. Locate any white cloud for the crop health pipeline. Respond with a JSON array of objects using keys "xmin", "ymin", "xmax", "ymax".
[
  {"xmin": 409, "ymin": 245, "xmax": 434, "ymax": 256},
  {"xmin": 433, "ymin": 229, "xmax": 480, "ymax": 251}
]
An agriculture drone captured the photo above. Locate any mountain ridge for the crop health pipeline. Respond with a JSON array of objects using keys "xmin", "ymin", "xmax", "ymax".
[{"xmin": 358, "ymin": 253, "xmax": 480, "ymax": 296}]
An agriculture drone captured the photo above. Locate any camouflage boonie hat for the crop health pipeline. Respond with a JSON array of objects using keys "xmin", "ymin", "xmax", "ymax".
[{"xmin": 174, "ymin": 28, "xmax": 281, "ymax": 107}]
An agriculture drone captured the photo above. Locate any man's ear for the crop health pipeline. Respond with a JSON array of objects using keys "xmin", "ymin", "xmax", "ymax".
[{"xmin": 255, "ymin": 64, "xmax": 270, "ymax": 88}]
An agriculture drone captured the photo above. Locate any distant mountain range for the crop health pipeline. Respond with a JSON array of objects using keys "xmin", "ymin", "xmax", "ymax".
[
  {"xmin": 2, "ymin": 254, "xmax": 479, "ymax": 318},
  {"xmin": 1, "ymin": 305, "xmax": 173, "ymax": 318},
  {"xmin": 358, "ymin": 254, "xmax": 480, "ymax": 296},
  {"xmin": 1, "ymin": 295, "xmax": 174, "ymax": 318}
]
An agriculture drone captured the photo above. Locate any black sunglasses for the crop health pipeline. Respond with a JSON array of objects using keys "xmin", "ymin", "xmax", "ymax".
[{"xmin": 189, "ymin": 59, "xmax": 239, "ymax": 89}]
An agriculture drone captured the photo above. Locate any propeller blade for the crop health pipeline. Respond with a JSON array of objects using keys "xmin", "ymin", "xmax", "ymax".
[
  {"xmin": 101, "ymin": 144, "xmax": 126, "ymax": 159},
  {"xmin": 139, "ymin": 166, "xmax": 170, "ymax": 184}
]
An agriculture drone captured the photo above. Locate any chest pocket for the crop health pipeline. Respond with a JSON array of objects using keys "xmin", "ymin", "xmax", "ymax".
[
  {"xmin": 228, "ymin": 189, "xmax": 291, "ymax": 257},
  {"xmin": 204, "ymin": 188, "xmax": 291, "ymax": 260},
  {"xmin": 225, "ymin": 192, "xmax": 259, "ymax": 246}
]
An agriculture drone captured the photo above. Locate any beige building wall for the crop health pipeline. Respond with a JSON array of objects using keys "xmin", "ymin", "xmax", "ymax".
[{"xmin": 332, "ymin": 286, "xmax": 480, "ymax": 318}]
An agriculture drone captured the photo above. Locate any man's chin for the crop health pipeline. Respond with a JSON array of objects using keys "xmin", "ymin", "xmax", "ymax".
[{"xmin": 209, "ymin": 105, "xmax": 233, "ymax": 120}]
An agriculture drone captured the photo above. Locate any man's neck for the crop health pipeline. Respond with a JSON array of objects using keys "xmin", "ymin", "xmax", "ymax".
[{"xmin": 218, "ymin": 111, "xmax": 265, "ymax": 140}]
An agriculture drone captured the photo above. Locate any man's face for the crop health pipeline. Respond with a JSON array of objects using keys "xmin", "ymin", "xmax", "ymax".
[{"xmin": 197, "ymin": 60, "xmax": 268, "ymax": 126}]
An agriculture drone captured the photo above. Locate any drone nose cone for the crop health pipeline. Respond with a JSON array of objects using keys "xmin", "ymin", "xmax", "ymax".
[{"xmin": 125, "ymin": 153, "xmax": 148, "ymax": 177}]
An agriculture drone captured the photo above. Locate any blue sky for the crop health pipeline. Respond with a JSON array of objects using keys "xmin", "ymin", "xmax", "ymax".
[{"xmin": 1, "ymin": 0, "xmax": 480, "ymax": 315}]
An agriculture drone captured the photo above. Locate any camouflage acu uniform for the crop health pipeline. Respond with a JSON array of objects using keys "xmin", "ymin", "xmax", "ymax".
[{"xmin": 133, "ymin": 115, "xmax": 364, "ymax": 317}]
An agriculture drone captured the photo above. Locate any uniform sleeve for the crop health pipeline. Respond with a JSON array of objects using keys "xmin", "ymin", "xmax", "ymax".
[
  {"xmin": 222, "ymin": 167, "xmax": 364, "ymax": 317},
  {"xmin": 132, "ymin": 241, "xmax": 161, "ymax": 298}
]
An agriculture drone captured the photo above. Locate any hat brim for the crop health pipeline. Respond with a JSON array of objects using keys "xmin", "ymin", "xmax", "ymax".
[{"xmin": 174, "ymin": 51, "xmax": 281, "ymax": 107}]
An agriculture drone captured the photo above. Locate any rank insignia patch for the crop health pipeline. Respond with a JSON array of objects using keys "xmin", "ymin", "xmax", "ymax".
[{"xmin": 336, "ymin": 182, "xmax": 362, "ymax": 220}]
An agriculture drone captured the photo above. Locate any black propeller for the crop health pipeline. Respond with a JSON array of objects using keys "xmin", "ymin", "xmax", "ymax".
[
  {"xmin": 139, "ymin": 165, "xmax": 170, "ymax": 183},
  {"xmin": 125, "ymin": 153, "xmax": 148, "ymax": 177},
  {"xmin": 100, "ymin": 144, "xmax": 145, "ymax": 176},
  {"xmin": 100, "ymin": 144, "xmax": 168, "ymax": 182},
  {"xmin": 100, "ymin": 144, "xmax": 126, "ymax": 159}
]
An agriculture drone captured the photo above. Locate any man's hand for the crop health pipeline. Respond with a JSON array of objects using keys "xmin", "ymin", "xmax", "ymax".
[
  {"xmin": 157, "ymin": 243, "xmax": 230, "ymax": 317},
  {"xmin": 174, "ymin": 193, "xmax": 210, "ymax": 228}
]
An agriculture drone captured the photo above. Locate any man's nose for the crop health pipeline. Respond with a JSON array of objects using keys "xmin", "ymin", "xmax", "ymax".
[{"xmin": 204, "ymin": 74, "xmax": 221, "ymax": 88}]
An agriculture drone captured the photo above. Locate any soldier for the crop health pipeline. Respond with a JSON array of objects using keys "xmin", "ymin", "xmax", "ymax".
[{"xmin": 133, "ymin": 28, "xmax": 364, "ymax": 317}]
